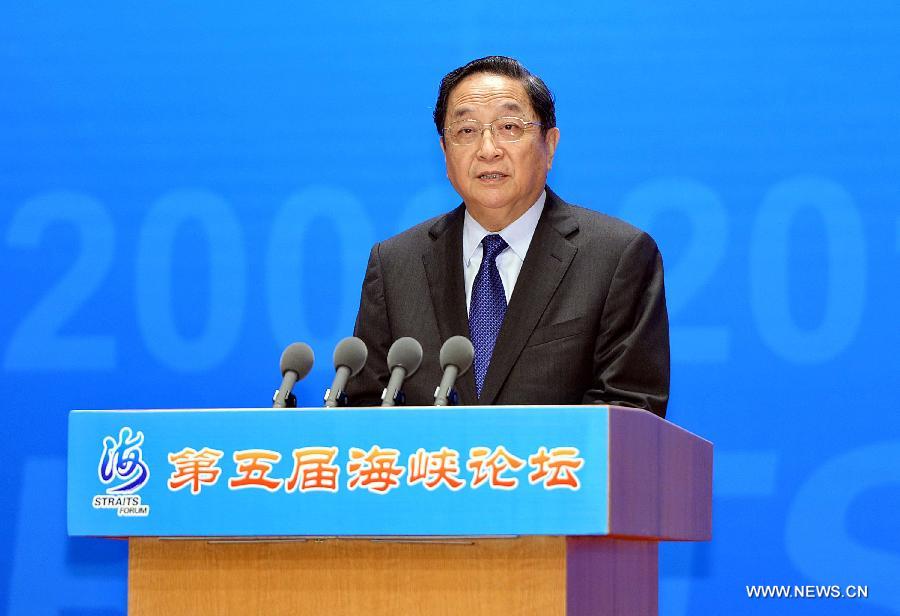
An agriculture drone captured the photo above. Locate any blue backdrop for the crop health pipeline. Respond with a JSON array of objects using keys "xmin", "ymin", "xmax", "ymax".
[{"xmin": 2, "ymin": 2, "xmax": 898, "ymax": 614}]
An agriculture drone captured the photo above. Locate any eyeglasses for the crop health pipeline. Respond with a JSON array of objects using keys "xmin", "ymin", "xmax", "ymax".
[{"xmin": 443, "ymin": 116, "xmax": 542, "ymax": 146}]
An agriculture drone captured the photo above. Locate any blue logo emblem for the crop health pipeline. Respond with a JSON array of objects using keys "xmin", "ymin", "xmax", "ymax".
[{"xmin": 98, "ymin": 427, "xmax": 150, "ymax": 494}]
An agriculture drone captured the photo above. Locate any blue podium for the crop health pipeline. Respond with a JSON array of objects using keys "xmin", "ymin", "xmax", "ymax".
[{"xmin": 68, "ymin": 405, "xmax": 712, "ymax": 615}]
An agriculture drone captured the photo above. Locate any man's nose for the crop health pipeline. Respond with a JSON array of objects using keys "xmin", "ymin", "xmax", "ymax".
[{"xmin": 476, "ymin": 127, "xmax": 502, "ymax": 159}]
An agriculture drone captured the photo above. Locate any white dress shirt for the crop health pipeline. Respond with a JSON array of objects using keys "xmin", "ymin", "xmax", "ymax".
[{"xmin": 463, "ymin": 190, "xmax": 546, "ymax": 313}]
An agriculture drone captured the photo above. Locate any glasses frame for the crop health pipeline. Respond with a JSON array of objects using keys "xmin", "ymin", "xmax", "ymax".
[{"xmin": 442, "ymin": 116, "xmax": 543, "ymax": 146}]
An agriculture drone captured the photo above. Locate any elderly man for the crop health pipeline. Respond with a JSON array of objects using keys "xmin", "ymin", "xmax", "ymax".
[{"xmin": 348, "ymin": 56, "xmax": 669, "ymax": 417}]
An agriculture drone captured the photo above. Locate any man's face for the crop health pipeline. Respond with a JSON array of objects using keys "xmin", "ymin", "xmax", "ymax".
[{"xmin": 440, "ymin": 73, "xmax": 560, "ymax": 229}]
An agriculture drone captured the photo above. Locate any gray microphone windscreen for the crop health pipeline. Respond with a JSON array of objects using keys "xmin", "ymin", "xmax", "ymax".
[
  {"xmin": 386, "ymin": 337, "xmax": 423, "ymax": 377},
  {"xmin": 333, "ymin": 336, "xmax": 368, "ymax": 377},
  {"xmin": 439, "ymin": 336, "xmax": 474, "ymax": 375},
  {"xmin": 280, "ymin": 342, "xmax": 315, "ymax": 381}
]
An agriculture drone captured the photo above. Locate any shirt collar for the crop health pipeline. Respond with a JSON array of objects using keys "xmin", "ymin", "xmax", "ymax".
[{"xmin": 463, "ymin": 190, "xmax": 546, "ymax": 266}]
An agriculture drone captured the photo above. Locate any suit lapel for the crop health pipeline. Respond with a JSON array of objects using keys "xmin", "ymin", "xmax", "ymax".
[
  {"xmin": 422, "ymin": 206, "xmax": 478, "ymax": 404},
  {"xmin": 477, "ymin": 189, "xmax": 579, "ymax": 405}
]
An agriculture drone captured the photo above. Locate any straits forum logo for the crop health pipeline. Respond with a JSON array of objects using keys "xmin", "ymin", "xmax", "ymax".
[{"xmin": 92, "ymin": 427, "xmax": 151, "ymax": 517}]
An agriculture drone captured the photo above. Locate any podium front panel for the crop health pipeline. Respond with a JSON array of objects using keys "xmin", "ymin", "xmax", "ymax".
[{"xmin": 68, "ymin": 405, "xmax": 611, "ymax": 537}]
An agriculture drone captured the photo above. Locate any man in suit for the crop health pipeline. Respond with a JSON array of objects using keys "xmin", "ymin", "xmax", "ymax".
[{"xmin": 348, "ymin": 56, "xmax": 669, "ymax": 417}]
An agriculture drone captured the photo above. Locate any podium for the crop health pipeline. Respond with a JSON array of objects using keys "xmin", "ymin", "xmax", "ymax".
[{"xmin": 68, "ymin": 405, "xmax": 712, "ymax": 615}]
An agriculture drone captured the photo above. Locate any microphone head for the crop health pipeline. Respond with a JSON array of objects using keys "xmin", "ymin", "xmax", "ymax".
[
  {"xmin": 333, "ymin": 336, "xmax": 368, "ymax": 377},
  {"xmin": 280, "ymin": 342, "xmax": 314, "ymax": 381},
  {"xmin": 386, "ymin": 337, "xmax": 423, "ymax": 377},
  {"xmin": 439, "ymin": 336, "xmax": 474, "ymax": 375}
]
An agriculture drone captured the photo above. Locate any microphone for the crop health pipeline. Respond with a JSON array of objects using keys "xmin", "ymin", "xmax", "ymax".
[
  {"xmin": 324, "ymin": 337, "xmax": 368, "ymax": 407},
  {"xmin": 273, "ymin": 342, "xmax": 314, "ymax": 408},
  {"xmin": 381, "ymin": 337, "xmax": 423, "ymax": 407},
  {"xmin": 434, "ymin": 336, "xmax": 474, "ymax": 406}
]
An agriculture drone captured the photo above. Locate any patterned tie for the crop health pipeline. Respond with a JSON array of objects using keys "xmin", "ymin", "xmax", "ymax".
[{"xmin": 469, "ymin": 234, "xmax": 509, "ymax": 397}]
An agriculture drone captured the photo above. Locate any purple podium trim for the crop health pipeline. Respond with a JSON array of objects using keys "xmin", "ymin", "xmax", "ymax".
[{"xmin": 566, "ymin": 536, "xmax": 658, "ymax": 616}]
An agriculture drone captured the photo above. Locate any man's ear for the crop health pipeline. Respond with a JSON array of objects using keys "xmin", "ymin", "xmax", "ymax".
[
  {"xmin": 545, "ymin": 127, "xmax": 560, "ymax": 170},
  {"xmin": 440, "ymin": 136, "xmax": 449, "ymax": 178}
]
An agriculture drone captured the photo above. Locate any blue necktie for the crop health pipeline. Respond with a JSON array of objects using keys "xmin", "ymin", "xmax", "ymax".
[{"xmin": 469, "ymin": 234, "xmax": 509, "ymax": 397}]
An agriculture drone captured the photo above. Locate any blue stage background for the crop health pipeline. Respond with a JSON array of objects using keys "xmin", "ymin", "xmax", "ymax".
[{"xmin": 2, "ymin": 2, "xmax": 898, "ymax": 614}]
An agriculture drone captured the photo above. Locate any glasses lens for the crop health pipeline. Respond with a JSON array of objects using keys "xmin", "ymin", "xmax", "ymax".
[
  {"xmin": 448, "ymin": 120, "xmax": 481, "ymax": 145},
  {"xmin": 492, "ymin": 118, "xmax": 526, "ymax": 142}
]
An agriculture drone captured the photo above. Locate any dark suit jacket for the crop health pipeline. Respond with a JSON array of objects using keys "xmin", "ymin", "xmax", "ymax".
[{"xmin": 347, "ymin": 187, "xmax": 670, "ymax": 417}]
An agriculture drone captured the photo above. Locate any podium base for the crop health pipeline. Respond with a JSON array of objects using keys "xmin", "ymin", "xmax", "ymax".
[{"xmin": 129, "ymin": 536, "xmax": 657, "ymax": 615}]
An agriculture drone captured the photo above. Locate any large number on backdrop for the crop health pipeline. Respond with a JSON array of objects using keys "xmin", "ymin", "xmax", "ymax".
[
  {"xmin": 266, "ymin": 186, "xmax": 375, "ymax": 371},
  {"xmin": 750, "ymin": 176, "xmax": 865, "ymax": 363},
  {"xmin": 1, "ymin": 177, "xmax": 870, "ymax": 374},
  {"xmin": 4, "ymin": 192, "xmax": 116, "ymax": 371},
  {"xmin": 136, "ymin": 190, "xmax": 247, "ymax": 373},
  {"xmin": 620, "ymin": 177, "xmax": 730, "ymax": 364}
]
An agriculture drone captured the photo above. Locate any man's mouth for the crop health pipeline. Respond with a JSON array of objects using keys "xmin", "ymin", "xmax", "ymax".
[{"xmin": 477, "ymin": 172, "xmax": 506, "ymax": 180}]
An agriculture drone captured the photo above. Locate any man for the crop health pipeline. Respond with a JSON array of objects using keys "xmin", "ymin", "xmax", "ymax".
[{"xmin": 347, "ymin": 56, "xmax": 669, "ymax": 417}]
